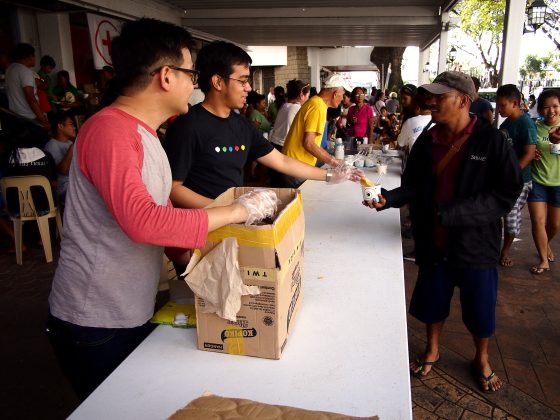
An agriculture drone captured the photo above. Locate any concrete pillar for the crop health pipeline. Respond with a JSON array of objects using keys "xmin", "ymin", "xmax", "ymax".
[
  {"xmin": 13, "ymin": 8, "xmax": 40, "ymax": 51},
  {"xmin": 36, "ymin": 13, "xmax": 76, "ymax": 85},
  {"xmin": 307, "ymin": 47, "xmax": 321, "ymax": 90},
  {"xmin": 418, "ymin": 47, "xmax": 431, "ymax": 85},
  {"xmin": 499, "ymin": 0, "xmax": 525, "ymax": 85},
  {"xmin": 437, "ymin": 12, "xmax": 449, "ymax": 74}
]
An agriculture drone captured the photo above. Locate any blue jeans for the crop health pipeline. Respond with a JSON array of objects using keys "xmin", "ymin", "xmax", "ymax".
[{"xmin": 46, "ymin": 314, "xmax": 155, "ymax": 401}]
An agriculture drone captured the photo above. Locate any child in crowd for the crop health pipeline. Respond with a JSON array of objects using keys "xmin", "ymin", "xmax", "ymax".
[
  {"xmin": 44, "ymin": 112, "xmax": 76, "ymax": 206},
  {"xmin": 495, "ymin": 84, "xmax": 537, "ymax": 268},
  {"xmin": 527, "ymin": 89, "xmax": 560, "ymax": 274}
]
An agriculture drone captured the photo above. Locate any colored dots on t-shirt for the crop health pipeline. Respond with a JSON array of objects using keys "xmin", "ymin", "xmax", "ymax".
[
  {"xmin": 241, "ymin": 145, "xmax": 246, "ymax": 150},
  {"xmin": 215, "ymin": 147, "xmax": 220, "ymax": 153},
  {"xmin": 229, "ymin": 146, "xmax": 233, "ymax": 152},
  {"xmin": 222, "ymin": 147, "xmax": 227, "ymax": 152},
  {"xmin": 235, "ymin": 146, "xmax": 239, "ymax": 151}
]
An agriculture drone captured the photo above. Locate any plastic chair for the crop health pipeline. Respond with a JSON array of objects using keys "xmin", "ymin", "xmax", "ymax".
[{"xmin": 0, "ymin": 175, "xmax": 63, "ymax": 265}]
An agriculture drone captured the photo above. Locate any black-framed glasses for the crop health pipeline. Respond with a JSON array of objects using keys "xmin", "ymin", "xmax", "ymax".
[
  {"xmin": 223, "ymin": 76, "xmax": 251, "ymax": 87},
  {"xmin": 150, "ymin": 65, "xmax": 199, "ymax": 85}
]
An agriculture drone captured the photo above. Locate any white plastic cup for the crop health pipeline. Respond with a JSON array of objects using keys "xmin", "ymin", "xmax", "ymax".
[
  {"xmin": 335, "ymin": 137, "xmax": 343, "ymax": 144},
  {"xmin": 362, "ymin": 185, "xmax": 382, "ymax": 203},
  {"xmin": 354, "ymin": 159, "xmax": 365, "ymax": 168},
  {"xmin": 363, "ymin": 137, "xmax": 368, "ymax": 145},
  {"xmin": 377, "ymin": 164, "xmax": 387, "ymax": 174}
]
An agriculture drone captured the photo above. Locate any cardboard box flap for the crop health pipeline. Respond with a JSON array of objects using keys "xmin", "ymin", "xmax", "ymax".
[{"xmin": 205, "ymin": 189, "xmax": 303, "ymax": 261}]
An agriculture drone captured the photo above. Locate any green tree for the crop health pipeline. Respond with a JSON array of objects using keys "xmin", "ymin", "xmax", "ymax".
[
  {"xmin": 520, "ymin": 54, "xmax": 547, "ymax": 78},
  {"xmin": 455, "ymin": 0, "xmax": 506, "ymax": 87}
]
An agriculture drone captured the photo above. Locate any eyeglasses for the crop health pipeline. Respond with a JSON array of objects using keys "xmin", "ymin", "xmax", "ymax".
[
  {"xmin": 223, "ymin": 76, "xmax": 251, "ymax": 87},
  {"xmin": 356, "ymin": 93, "xmax": 366, "ymax": 97},
  {"xmin": 150, "ymin": 65, "xmax": 199, "ymax": 85}
]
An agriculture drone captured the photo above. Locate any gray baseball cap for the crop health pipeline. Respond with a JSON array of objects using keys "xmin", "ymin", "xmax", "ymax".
[{"xmin": 420, "ymin": 71, "xmax": 476, "ymax": 101}]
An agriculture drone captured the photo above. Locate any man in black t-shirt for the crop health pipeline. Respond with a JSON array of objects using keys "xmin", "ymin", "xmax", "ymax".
[{"xmin": 165, "ymin": 41, "xmax": 361, "ymax": 209}]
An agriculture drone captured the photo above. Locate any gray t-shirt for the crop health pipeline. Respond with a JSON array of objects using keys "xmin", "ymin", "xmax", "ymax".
[
  {"xmin": 44, "ymin": 139, "xmax": 73, "ymax": 198},
  {"xmin": 5, "ymin": 63, "xmax": 38, "ymax": 120}
]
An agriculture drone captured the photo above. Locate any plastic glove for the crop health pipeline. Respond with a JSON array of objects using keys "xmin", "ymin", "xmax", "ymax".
[
  {"xmin": 234, "ymin": 188, "xmax": 280, "ymax": 226},
  {"xmin": 326, "ymin": 164, "xmax": 364, "ymax": 184}
]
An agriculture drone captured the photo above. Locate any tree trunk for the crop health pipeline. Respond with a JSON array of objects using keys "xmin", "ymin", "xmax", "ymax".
[{"xmin": 370, "ymin": 47, "xmax": 406, "ymax": 92}]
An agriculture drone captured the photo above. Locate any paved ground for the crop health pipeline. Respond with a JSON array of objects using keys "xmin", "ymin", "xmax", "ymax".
[{"xmin": 0, "ymin": 205, "xmax": 558, "ymax": 419}]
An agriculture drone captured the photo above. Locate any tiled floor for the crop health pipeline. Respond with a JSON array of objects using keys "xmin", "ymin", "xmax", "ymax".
[{"xmin": 0, "ymin": 205, "xmax": 558, "ymax": 419}]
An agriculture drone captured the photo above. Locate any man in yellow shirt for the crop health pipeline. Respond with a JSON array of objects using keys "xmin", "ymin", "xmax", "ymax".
[{"xmin": 280, "ymin": 74, "xmax": 352, "ymax": 187}]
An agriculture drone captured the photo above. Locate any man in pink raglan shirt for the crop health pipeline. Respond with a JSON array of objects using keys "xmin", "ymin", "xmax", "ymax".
[{"xmin": 46, "ymin": 18, "xmax": 277, "ymax": 401}]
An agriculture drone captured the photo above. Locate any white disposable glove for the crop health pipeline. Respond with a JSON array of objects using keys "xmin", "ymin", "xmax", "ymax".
[
  {"xmin": 326, "ymin": 164, "xmax": 364, "ymax": 184},
  {"xmin": 234, "ymin": 188, "xmax": 280, "ymax": 225}
]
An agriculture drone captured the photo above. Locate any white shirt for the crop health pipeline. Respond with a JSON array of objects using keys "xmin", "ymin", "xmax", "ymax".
[
  {"xmin": 397, "ymin": 114, "xmax": 432, "ymax": 150},
  {"xmin": 269, "ymin": 102, "xmax": 301, "ymax": 147},
  {"xmin": 5, "ymin": 62, "xmax": 38, "ymax": 120}
]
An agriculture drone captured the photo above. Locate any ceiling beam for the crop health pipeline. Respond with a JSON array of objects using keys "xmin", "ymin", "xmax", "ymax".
[
  {"xmin": 183, "ymin": 16, "xmax": 438, "ymax": 27},
  {"xmin": 182, "ymin": 6, "xmax": 437, "ymax": 19}
]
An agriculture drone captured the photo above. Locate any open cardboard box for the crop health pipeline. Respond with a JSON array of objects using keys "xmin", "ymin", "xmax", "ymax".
[{"xmin": 192, "ymin": 187, "xmax": 305, "ymax": 359}]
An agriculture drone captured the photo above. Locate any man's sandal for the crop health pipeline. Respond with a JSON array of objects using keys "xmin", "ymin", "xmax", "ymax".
[
  {"xmin": 478, "ymin": 370, "xmax": 500, "ymax": 393},
  {"xmin": 411, "ymin": 357, "xmax": 440, "ymax": 378}
]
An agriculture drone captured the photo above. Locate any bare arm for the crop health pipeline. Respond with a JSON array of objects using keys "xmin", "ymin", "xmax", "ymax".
[
  {"xmin": 206, "ymin": 204, "xmax": 247, "ymax": 231},
  {"xmin": 57, "ymin": 143, "xmax": 74, "ymax": 175},
  {"xmin": 257, "ymin": 148, "xmax": 328, "ymax": 181},
  {"xmin": 170, "ymin": 180, "xmax": 213, "ymax": 209},
  {"xmin": 518, "ymin": 144, "xmax": 536, "ymax": 169},
  {"xmin": 23, "ymin": 86, "xmax": 49, "ymax": 128},
  {"xmin": 367, "ymin": 116, "xmax": 375, "ymax": 142},
  {"xmin": 301, "ymin": 131, "xmax": 337, "ymax": 165}
]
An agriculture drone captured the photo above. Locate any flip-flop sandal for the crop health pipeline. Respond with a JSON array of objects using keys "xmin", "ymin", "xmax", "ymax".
[
  {"xmin": 530, "ymin": 266, "xmax": 550, "ymax": 275},
  {"xmin": 411, "ymin": 356, "xmax": 440, "ymax": 378},
  {"xmin": 478, "ymin": 370, "xmax": 499, "ymax": 393},
  {"xmin": 548, "ymin": 255, "xmax": 555, "ymax": 263}
]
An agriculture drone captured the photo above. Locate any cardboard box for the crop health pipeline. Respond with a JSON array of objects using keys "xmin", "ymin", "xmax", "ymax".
[{"xmin": 194, "ymin": 187, "xmax": 305, "ymax": 359}]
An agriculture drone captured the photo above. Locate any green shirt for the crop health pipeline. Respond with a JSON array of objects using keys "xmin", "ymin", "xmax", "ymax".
[
  {"xmin": 532, "ymin": 120, "xmax": 560, "ymax": 186},
  {"xmin": 500, "ymin": 113, "xmax": 537, "ymax": 183},
  {"xmin": 250, "ymin": 110, "xmax": 271, "ymax": 134}
]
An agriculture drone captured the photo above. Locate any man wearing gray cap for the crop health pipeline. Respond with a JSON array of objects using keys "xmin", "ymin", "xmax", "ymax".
[
  {"xmin": 366, "ymin": 71, "xmax": 522, "ymax": 393},
  {"xmin": 278, "ymin": 73, "xmax": 353, "ymax": 187}
]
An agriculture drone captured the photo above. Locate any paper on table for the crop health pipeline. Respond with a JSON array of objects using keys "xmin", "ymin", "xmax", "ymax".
[{"xmin": 183, "ymin": 237, "xmax": 260, "ymax": 322}]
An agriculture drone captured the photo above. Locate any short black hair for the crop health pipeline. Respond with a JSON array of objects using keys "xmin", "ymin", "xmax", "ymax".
[
  {"xmin": 537, "ymin": 89, "xmax": 560, "ymax": 113},
  {"xmin": 57, "ymin": 70, "xmax": 70, "ymax": 82},
  {"xmin": 286, "ymin": 79, "xmax": 310, "ymax": 100},
  {"xmin": 50, "ymin": 111, "xmax": 73, "ymax": 134},
  {"xmin": 111, "ymin": 18, "xmax": 194, "ymax": 93},
  {"xmin": 471, "ymin": 77, "xmax": 481, "ymax": 91},
  {"xmin": 12, "ymin": 43, "xmax": 35, "ymax": 61},
  {"xmin": 195, "ymin": 41, "xmax": 252, "ymax": 94},
  {"xmin": 496, "ymin": 84, "xmax": 521, "ymax": 102},
  {"xmin": 40, "ymin": 55, "xmax": 56, "ymax": 68},
  {"xmin": 400, "ymin": 84, "xmax": 417, "ymax": 96}
]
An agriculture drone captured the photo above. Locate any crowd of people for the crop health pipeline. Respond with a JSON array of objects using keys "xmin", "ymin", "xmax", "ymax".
[{"xmin": 0, "ymin": 16, "xmax": 558, "ymax": 403}]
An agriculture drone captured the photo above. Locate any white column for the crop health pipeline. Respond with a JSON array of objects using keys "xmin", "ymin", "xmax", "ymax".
[
  {"xmin": 499, "ymin": 0, "xmax": 525, "ymax": 85},
  {"xmin": 437, "ymin": 12, "xmax": 449, "ymax": 74},
  {"xmin": 418, "ymin": 47, "xmax": 431, "ymax": 85},
  {"xmin": 307, "ymin": 47, "xmax": 321, "ymax": 90},
  {"xmin": 36, "ymin": 13, "xmax": 76, "ymax": 85}
]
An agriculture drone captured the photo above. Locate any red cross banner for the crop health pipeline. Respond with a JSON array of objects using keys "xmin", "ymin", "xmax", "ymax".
[{"xmin": 86, "ymin": 13, "xmax": 122, "ymax": 69}]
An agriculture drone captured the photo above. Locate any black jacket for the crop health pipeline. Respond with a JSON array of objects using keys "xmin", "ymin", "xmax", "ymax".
[{"xmin": 382, "ymin": 118, "xmax": 522, "ymax": 268}]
